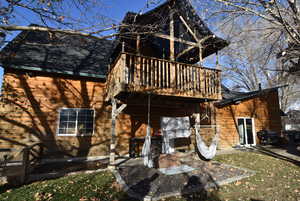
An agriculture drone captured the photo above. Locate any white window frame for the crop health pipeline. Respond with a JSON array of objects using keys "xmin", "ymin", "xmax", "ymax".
[{"xmin": 56, "ymin": 108, "xmax": 95, "ymax": 136}]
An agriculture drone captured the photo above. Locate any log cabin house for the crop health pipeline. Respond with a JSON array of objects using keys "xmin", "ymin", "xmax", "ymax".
[{"xmin": 0, "ymin": 0, "xmax": 282, "ymax": 165}]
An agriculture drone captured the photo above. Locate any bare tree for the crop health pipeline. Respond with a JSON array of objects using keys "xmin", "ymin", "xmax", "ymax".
[
  {"xmin": 216, "ymin": 17, "xmax": 300, "ymax": 111},
  {"xmin": 200, "ymin": 0, "xmax": 300, "ymax": 74},
  {"xmin": 0, "ymin": 0, "xmax": 163, "ymax": 44}
]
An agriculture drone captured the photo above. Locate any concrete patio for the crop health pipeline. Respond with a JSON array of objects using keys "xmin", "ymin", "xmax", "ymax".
[{"xmin": 114, "ymin": 152, "xmax": 255, "ymax": 201}]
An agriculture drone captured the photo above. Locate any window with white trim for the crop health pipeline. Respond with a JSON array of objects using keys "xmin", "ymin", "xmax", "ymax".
[{"xmin": 57, "ymin": 108, "xmax": 95, "ymax": 136}]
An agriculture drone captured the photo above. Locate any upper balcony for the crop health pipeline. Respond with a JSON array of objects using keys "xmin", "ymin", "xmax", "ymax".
[{"xmin": 106, "ymin": 52, "xmax": 221, "ymax": 101}]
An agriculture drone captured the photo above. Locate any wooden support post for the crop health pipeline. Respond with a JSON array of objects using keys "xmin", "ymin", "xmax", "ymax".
[
  {"xmin": 170, "ymin": 11, "xmax": 175, "ymax": 61},
  {"xmin": 20, "ymin": 147, "xmax": 29, "ymax": 184},
  {"xmin": 122, "ymin": 41, "xmax": 125, "ymax": 53},
  {"xmin": 136, "ymin": 35, "xmax": 141, "ymax": 55},
  {"xmin": 216, "ymin": 51, "xmax": 220, "ymax": 70},
  {"xmin": 109, "ymin": 99, "xmax": 127, "ymax": 170},
  {"xmin": 199, "ymin": 44, "xmax": 203, "ymax": 65},
  {"xmin": 109, "ymin": 99, "xmax": 117, "ymax": 169}
]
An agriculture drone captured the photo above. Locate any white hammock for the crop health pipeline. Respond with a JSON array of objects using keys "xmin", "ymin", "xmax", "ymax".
[
  {"xmin": 142, "ymin": 132, "xmax": 153, "ymax": 167},
  {"xmin": 195, "ymin": 125, "xmax": 219, "ymax": 160},
  {"xmin": 142, "ymin": 94, "xmax": 153, "ymax": 168}
]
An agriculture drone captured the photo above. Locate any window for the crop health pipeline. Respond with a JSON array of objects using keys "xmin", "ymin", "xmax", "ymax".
[{"xmin": 57, "ymin": 108, "xmax": 95, "ymax": 136}]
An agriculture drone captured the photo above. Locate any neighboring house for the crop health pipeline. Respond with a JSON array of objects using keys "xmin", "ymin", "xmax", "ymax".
[
  {"xmin": 281, "ymin": 110, "xmax": 300, "ymax": 142},
  {"xmin": 0, "ymin": 0, "xmax": 282, "ymax": 163},
  {"xmin": 282, "ymin": 110, "xmax": 300, "ymax": 131}
]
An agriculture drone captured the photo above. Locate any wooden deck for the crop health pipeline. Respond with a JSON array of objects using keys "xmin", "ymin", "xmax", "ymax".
[{"xmin": 106, "ymin": 53, "xmax": 222, "ymax": 100}]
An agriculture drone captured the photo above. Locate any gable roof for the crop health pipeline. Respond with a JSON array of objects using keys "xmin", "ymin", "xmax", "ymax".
[
  {"xmin": 0, "ymin": 29, "xmax": 115, "ymax": 78},
  {"xmin": 120, "ymin": 0, "xmax": 229, "ymax": 63},
  {"xmin": 215, "ymin": 85, "xmax": 287, "ymax": 107}
]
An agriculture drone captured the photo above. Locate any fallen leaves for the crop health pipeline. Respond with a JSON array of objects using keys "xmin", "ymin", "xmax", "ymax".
[{"xmin": 34, "ymin": 192, "xmax": 53, "ymax": 201}]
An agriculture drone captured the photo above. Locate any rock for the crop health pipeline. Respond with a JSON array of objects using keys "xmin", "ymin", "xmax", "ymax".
[{"xmin": 158, "ymin": 154, "xmax": 181, "ymax": 168}]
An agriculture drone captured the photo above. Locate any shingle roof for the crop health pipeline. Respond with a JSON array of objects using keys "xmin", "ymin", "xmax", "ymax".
[
  {"xmin": 0, "ymin": 30, "xmax": 116, "ymax": 78},
  {"xmin": 215, "ymin": 85, "xmax": 287, "ymax": 107}
]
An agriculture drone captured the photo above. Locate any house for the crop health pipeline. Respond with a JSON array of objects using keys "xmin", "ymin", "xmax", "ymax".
[
  {"xmin": 281, "ymin": 110, "xmax": 300, "ymax": 142},
  {"xmin": 282, "ymin": 110, "xmax": 300, "ymax": 131},
  {"xmin": 215, "ymin": 85, "xmax": 282, "ymax": 148},
  {"xmin": 0, "ymin": 0, "xmax": 282, "ymax": 165}
]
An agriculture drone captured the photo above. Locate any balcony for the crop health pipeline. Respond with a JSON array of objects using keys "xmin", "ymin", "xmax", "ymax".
[{"xmin": 106, "ymin": 52, "xmax": 221, "ymax": 101}]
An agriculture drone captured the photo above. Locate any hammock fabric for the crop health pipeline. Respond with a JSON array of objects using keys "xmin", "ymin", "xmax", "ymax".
[
  {"xmin": 142, "ymin": 94, "xmax": 153, "ymax": 168},
  {"xmin": 195, "ymin": 125, "xmax": 219, "ymax": 160},
  {"xmin": 142, "ymin": 133, "xmax": 153, "ymax": 167}
]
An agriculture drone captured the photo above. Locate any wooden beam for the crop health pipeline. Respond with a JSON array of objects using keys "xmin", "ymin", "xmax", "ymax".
[
  {"xmin": 153, "ymin": 33, "xmax": 198, "ymax": 47},
  {"xmin": 198, "ymin": 35, "xmax": 215, "ymax": 44},
  {"xmin": 115, "ymin": 103, "xmax": 127, "ymax": 117},
  {"xmin": 170, "ymin": 11, "xmax": 175, "ymax": 61},
  {"xmin": 179, "ymin": 15, "xmax": 199, "ymax": 42},
  {"xmin": 176, "ymin": 45, "xmax": 195, "ymax": 59}
]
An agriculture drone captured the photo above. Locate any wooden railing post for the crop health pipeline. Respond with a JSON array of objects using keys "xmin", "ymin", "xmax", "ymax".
[
  {"xmin": 21, "ymin": 147, "xmax": 29, "ymax": 184},
  {"xmin": 170, "ymin": 62, "xmax": 176, "ymax": 89},
  {"xmin": 218, "ymin": 71, "xmax": 222, "ymax": 99},
  {"xmin": 135, "ymin": 55, "xmax": 141, "ymax": 88}
]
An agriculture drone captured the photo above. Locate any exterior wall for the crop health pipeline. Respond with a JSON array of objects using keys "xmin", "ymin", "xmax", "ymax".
[
  {"xmin": 0, "ymin": 69, "xmax": 116, "ymax": 158},
  {"xmin": 216, "ymin": 91, "xmax": 282, "ymax": 149},
  {"xmin": 0, "ymin": 68, "xmax": 283, "ymax": 157},
  {"xmin": 0, "ymin": 69, "xmax": 199, "ymax": 158}
]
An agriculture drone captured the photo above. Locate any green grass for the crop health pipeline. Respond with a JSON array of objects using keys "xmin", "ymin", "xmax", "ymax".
[
  {"xmin": 168, "ymin": 151, "xmax": 300, "ymax": 201},
  {"xmin": 0, "ymin": 171, "xmax": 137, "ymax": 201},
  {"xmin": 0, "ymin": 152, "xmax": 299, "ymax": 201}
]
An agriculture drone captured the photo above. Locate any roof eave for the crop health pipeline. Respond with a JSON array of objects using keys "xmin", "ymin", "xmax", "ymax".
[{"xmin": 215, "ymin": 85, "xmax": 288, "ymax": 108}]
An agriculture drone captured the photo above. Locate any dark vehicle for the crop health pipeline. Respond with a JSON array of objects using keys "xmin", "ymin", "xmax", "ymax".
[
  {"xmin": 257, "ymin": 130, "xmax": 280, "ymax": 145},
  {"xmin": 283, "ymin": 130, "xmax": 300, "ymax": 143}
]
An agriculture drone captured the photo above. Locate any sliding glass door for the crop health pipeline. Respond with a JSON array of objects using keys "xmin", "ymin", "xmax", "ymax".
[{"xmin": 237, "ymin": 118, "xmax": 255, "ymax": 146}]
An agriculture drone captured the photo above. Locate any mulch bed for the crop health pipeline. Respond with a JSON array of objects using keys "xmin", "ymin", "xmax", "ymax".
[{"xmin": 115, "ymin": 153, "xmax": 255, "ymax": 201}]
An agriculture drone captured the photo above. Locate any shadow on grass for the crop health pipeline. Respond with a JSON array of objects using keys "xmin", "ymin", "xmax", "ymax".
[
  {"xmin": 181, "ymin": 173, "xmax": 221, "ymax": 201},
  {"xmin": 0, "ymin": 183, "xmax": 15, "ymax": 194}
]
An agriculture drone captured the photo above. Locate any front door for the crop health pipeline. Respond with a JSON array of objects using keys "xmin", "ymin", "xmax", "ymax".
[{"xmin": 237, "ymin": 118, "xmax": 255, "ymax": 146}]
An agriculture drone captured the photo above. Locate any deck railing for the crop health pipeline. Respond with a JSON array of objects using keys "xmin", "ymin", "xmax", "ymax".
[{"xmin": 106, "ymin": 53, "xmax": 221, "ymax": 100}]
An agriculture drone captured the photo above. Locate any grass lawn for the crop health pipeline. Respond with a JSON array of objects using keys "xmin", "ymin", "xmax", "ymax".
[
  {"xmin": 0, "ymin": 171, "xmax": 138, "ymax": 201},
  {"xmin": 169, "ymin": 151, "xmax": 300, "ymax": 201},
  {"xmin": 0, "ymin": 151, "xmax": 299, "ymax": 201}
]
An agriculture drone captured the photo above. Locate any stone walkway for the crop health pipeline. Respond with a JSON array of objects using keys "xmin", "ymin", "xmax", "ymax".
[{"xmin": 114, "ymin": 153, "xmax": 255, "ymax": 201}]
